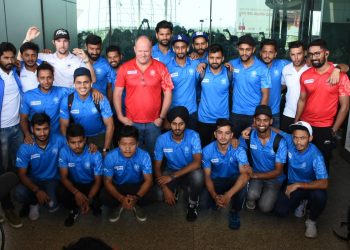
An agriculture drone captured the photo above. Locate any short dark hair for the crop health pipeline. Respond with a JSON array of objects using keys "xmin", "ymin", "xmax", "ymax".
[
  {"xmin": 37, "ymin": 62, "xmax": 54, "ymax": 77},
  {"xmin": 66, "ymin": 123, "xmax": 85, "ymax": 139},
  {"xmin": 63, "ymin": 237, "xmax": 113, "ymax": 250},
  {"xmin": 288, "ymin": 40, "xmax": 305, "ymax": 51},
  {"xmin": 20, "ymin": 42, "xmax": 39, "ymax": 54},
  {"xmin": 31, "ymin": 113, "xmax": 50, "ymax": 127},
  {"xmin": 85, "ymin": 34, "xmax": 102, "ymax": 45},
  {"xmin": 208, "ymin": 44, "xmax": 224, "ymax": 55},
  {"xmin": 308, "ymin": 38, "xmax": 328, "ymax": 50},
  {"xmin": 0, "ymin": 42, "xmax": 16, "ymax": 57},
  {"xmin": 216, "ymin": 118, "xmax": 232, "ymax": 131},
  {"xmin": 155, "ymin": 20, "xmax": 173, "ymax": 33},
  {"xmin": 106, "ymin": 45, "xmax": 122, "ymax": 55},
  {"xmin": 260, "ymin": 39, "xmax": 277, "ymax": 52},
  {"xmin": 118, "ymin": 125, "xmax": 139, "ymax": 142}
]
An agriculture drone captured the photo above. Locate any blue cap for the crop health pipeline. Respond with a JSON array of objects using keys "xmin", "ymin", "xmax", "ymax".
[
  {"xmin": 191, "ymin": 31, "xmax": 209, "ymax": 42},
  {"xmin": 73, "ymin": 67, "xmax": 91, "ymax": 81},
  {"xmin": 172, "ymin": 34, "xmax": 190, "ymax": 45}
]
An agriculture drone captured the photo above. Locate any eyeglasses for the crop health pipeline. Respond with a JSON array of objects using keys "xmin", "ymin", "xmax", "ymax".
[{"xmin": 307, "ymin": 50, "xmax": 324, "ymax": 58}]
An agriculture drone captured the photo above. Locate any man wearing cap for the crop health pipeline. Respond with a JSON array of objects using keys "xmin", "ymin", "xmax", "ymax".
[
  {"xmin": 154, "ymin": 106, "xmax": 203, "ymax": 222},
  {"xmin": 190, "ymin": 31, "xmax": 209, "ymax": 63},
  {"xmin": 60, "ymin": 67, "xmax": 114, "ymax": 154},
  {"xmin": 166, "ymin": 34, "xmax": 200, "ymax": 130},
  {"xmin": 152, "ymin": 20, "xmax": 175, "ymax": 65},
  {"xmin": 23, "ymin": 26, "xmax": 96, "ymax": 88},
  {"xmin": 228, "ymin": 34, "xmax": 271, "ymax": 137},
  {"xmin": 295, "ymin": 39, "xmax": 350, "ymax": 171},
  {"xmin": 85, "ymin": 34, "xmax": 115, "ymax": 100},
  {"xmin": 272, "ymin": 121, "xmax": 328, "ymax": 239},
  {"xmin": 239, "ymin": 105, "xmax": 287, "ymax": 213},
  {"xmin": 198, "ymin": 44, "xmax": 233, "ymax": 147},
  {"xmin": 201, "ymin": 118, "xmax": 251, "ymax": 230},
  {"xmin": 114, "ymin": 35, "xmax": 173, "ymax": 158}
]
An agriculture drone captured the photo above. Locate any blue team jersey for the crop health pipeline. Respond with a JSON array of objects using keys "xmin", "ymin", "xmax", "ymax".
[
  {"xmin": 60, "ymin": 91, "xmax": 113, "ymax": 137},
  {"xmin": 167, "ymin": 57, "xmax": 199, "ymax": 114},
  {"xmin": 239, "ymin": 129, "xmax": 287, "ymax": 183},
  {"xmin": 16, "ymin": 133, "xmax": 66, "ymax": 181},
  {"xmin": 58, "ymin": 145, "xmax": 103, "ymax": 184},
  {"xmin": 266, "ymin": 59, "xmax": 289, "ymax": 114},
  {"xmin": 20, "ymin": 86, "xmax": 71, "ymax": 133},
  {"xmin": 152, "ymin": 43, "xmax": 175, "ymax": 65},
  {"xmin": 229, "ymin": 57, "xmax": 271, "ymax": 115},
  {"xmin": 279, "ymin": 131, "xmax": 328, "ymax": 184},
  {"xmin": 198, "ymin": 66, "xmax": 232, "ymax": 123},
  {"xmin": 154, "ymin": 129, "xmax": 202, "ymax": 171},
  {"xmin": 202, "ymin": 141, "xmax": 249, "ymax": 179},
  {"xmin": 92, "ymin": 56, "xmax": 116, "ymax": 96},
  {"xmin": 104, "ymin": 147, "xmax": 152, "ymax": 185},
  {"xmin": 196, "ymin": 52, "xmax": 208, "ymax": 64}
]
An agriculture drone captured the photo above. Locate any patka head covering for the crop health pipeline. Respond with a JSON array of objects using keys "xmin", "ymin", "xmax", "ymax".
[{"xmin": 167, "ymin": 106, "xmax": 189, "ymax": 124}]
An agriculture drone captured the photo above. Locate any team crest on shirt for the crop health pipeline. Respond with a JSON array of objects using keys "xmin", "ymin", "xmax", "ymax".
[
  {"xmin": 53, "ymin": 97, "xmax": 60, "ymax": 104},
  {"xmin": 229, "ymin": 157, "xmax": 234, "ymax": 163},
  {"xmin": 127, "ymin": 70, "xmax": 137, "ymax": 75},
  {"xmin": 95, "ymin": 68, "xmax": 102, "ymax": 74},
  {"xmin": 91, "ymin": 107, "xmax": 98, "ymax": 114},
  {"xmin": 16, "ymin": 157, "xmax": 22, "ymax": 163},
  {"xmin": 188, "ymin": 69, "xmax": 194, "ymax": 75},
  {"xmin": 52, "ymin": 148, "xmax": 58, "ymax": 154},
  {"xmin": 304, "ymin": 79, "xmax": 314, "ymax": 84},
  {"xmin": 31, "ymin": 154, "xmax": 40, "ymax": 160},
  {"xmin": 71, "ymin": 109, "xmax": 79, "ymax": 114},
  {"xmin": 274, "ymin": 70, "xmax": 280, "ymax": 76},
  {"xmin": 68, "ymin": 163, "xmax": 75, "ymax": 168},
  {"xmin": 30, "ymin": 101, "xmax": 41, "ymax": 106},
  {"xmin": 171, "ymin": 72, "xmax": 179, "ymax": 78},
  {"xmin": 220, "ymin": 78, "xmax": 227, "ymax": 85},
  {"xmin": 251, "ymin": 71, "xmax": 257, "ymax": 77},
  {"xmin": 184, "ymin": 146, "xmax": 190, "ymax": 154},
  {"xmin": 84, "ymin": 162, "xmax": 91, "ymax": 169},
  {"xmin": 134, "ymin": 164, "xmax": 140, "ymax": 171},
  {"xmin": 300, "ymin": 162, "xmax": 307, "ymax": 169},
  {"xmin": 150, "ymin": 70, "xmax": 156, "ymax": 76},
  {"xmin": 164, "ymin": 148, "xmax": 173, "ymax": 153}
]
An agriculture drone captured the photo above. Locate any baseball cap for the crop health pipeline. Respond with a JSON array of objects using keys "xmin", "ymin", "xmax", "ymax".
[
  {"xmin": 254, "ymin": 105, "xmax": 272, "ymax": 118},
  {"xmin": 53, "ymin": 28, "xmax": 70, "ymax": 40},
  {"xmin": 289, "ymin": 121, "xmax": 313, "ymax": 136},
  {"xmin": 237, "ymin": 34, "xmax": 255, "ymax": 47},
  {"xmin": 191, "ymin": 31, "xmax": 209, "ymax": 42},
  {"xmin": 172, "ymin": 34, "xmax": 190, "ymax": 45},
  {"xmin": 73, "ymin": 67, "xmax": 91, "ymax": 81}
]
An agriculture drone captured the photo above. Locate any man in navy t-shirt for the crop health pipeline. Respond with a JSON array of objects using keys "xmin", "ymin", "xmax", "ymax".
[
  {"xmin": 15, "ymin": 113, "xmax": 65, "ymax": 221},
  {"xmin": 274, "ymin": 121, "xmax": 328, "ymax": 239},
  {"xmin": 101, "ymin": 125, "xmax": 153, "ymax": 222},
  {"xmin": 154, "ymin": 106, "xmax": 203, "ymax": 222},
  {"xmin": 201, "ymin": 118, "xmax": 251, "ymax": 230},
  {"xmin": 58, "ymin": 123, "xmax": 103, "ymax": 227}
]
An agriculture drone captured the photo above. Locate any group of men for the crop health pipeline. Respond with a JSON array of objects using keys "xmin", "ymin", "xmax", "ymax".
[{"xmin": 0, "ymin": 19, "xmax": 349, "ymax": 240}]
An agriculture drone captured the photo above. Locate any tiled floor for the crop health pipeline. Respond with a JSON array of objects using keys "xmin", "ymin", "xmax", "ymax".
[{"xmin": 1, "ymin": 149, "xmax": 350, "ymax": 250}]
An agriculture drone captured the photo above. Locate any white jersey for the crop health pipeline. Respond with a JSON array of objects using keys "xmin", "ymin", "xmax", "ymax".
[
  {"xmin": 38, "ymin": 52, "xmax": 86, "ymax": 88},
  {"xmin": 20, "ymin": 65, "xmax": 39, "ymax": 92},
  {"xmin": 282, "ymin": 63, "xmax": 309, "ymax": 118}
]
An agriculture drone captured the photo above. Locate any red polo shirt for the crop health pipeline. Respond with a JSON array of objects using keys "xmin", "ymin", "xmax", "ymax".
[
  {"xmin": 300, "ymin": 63, "xmax": 350, "ymax": 127},
  {"xmin": 116, "ymin": 58, "xmax": 173, "ymax": 123}
]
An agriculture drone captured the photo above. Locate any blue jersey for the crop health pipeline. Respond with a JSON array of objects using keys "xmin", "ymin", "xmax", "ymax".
[
  {"xmin": 154, "ymin": 129, "xmax": 202, "ymax": 171},
  {"xmin": 60, "ymin": 91, "xmax": 113, "ymax": 136},
  {"xmin": 198, "ymin": 66, "xmax": 232, "ymax": 123},
  {"xmin": 16, "ymin": 133, "xmax": 66, "ymax": 181},
  {"xmin": 167, "ymin": 57, "xmax": 199, "ymax": 114},
  {"xmin": 104, "ymin": 147, "xmax": 152, "ymax": 185},
  {"xmin": 196, "ymin": 52, "xmax": 208, "ymax": 64},
  {"xmin": 20, "ymin": 86, "xmax": 71, "ymax": 133},
  {"xmin": 59, "ymin": 145, "xmax": 103, "ymax": 184},
  {"xmin": 202, "ymin": 141, "xmax": 249, "ymax": 179},
  {"xmin": 266, "ymin": 59, "xmax": 289, "ymax": 114},
  {"xmin": 152, "ymin": 43, "xmax": 175, "ymax": 65},
  {"xmin": 279, "ymin": 131, "xmax": 328, "ymax": 184},
  {"xmin": 239, "ymin": 129, "xmax": 287, "ymax": 183},
  {"xmin": 92, "ymin": 56, "xmax": 116, "ymax": 96},
  {"xmin": 229, "ymin": 57, "xmax": 271, "ymax": 115}
]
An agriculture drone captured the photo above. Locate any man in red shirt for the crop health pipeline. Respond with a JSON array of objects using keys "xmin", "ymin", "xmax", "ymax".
[
  {"xmin": 295, "ymin": 39, "xmax": 350, "ymax": 171},
  {"xmin": 113, "ymin": 35, "xmax": 173, "ymax": 157}
]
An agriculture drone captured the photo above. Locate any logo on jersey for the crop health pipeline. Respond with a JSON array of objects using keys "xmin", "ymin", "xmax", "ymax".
[
  {"xmin": 53, "ymin": 97, "xmax": 60, "ymax": 104},
  {"xmin": 251, "ymin": 71, "xmax": 257, "ymax": 77},
  {"xmin": 250, "ymin": 144, "xmax": 257, "ymax": 150},
  {"xmin": 68, "ymin": 163, "xmax": 75, "ymax": 168},
  {"xmin": 234, "ymin": 69, "xmax": 240, "ymax": 73},
  {"xmin": 164, "ymin": 148, "xmax": 173, "ymax": 153},
  {"xmin": 171, "ymin": 72, "xmax": 179, "ymax": 78},
  {"xmin": 211, "ymin": 158, "xmax": 219, "ymax": 163},
  {"xmin": 188, "ymin": 69, "xmax": 194, "ymax": 75},
  {"xmin": 84, "ymin": 162, "xmax": 91, "ymax": 169},
  {"xmin": 134, "ymin": 164, "xmax": 140, "ymax": 171},
  {"xmin": 91, "ymin": 107, "xmax": 98, "ymax": 114},
  {"xmin": 31, "ymin": 154, "xmax": 40, "ymax": 160},
  {"xmin": 150, "ymin": 70, "xmax": 156, "ymax": 76},
  {"xmin": 220, "ymin": 78, "xmax": 227, "ymax": 85},
  {"xmin": 115, "ymin": 165, "xmax": 124, "ymax": 171},
  {"xmin": 127, "ymin": 70, "xmax": 137, "ymax": 75},
  {"xmin": 71, "ymin": 109, "xmax": 79, "ymax": 114},
  {"xmin": 304, "ymin": 79, "xmax": 314, "ymax": 84},
  {"xmin": 30, "ymin": 101, "xmax": 41, "ymax": 106},
  {"xmin": 288, "ymin": 152, "xmax": 292, "ymax": 159},
  {"xmin": 202, "ymin": 78, "xmax": 209, "ymax": 83}
]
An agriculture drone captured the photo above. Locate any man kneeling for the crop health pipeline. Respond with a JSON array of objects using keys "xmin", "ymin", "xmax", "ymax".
[
  {"xmin": 101, "ymin": 125, "xmax": 153, "ymax": 222},
  {"xmin": 201, "ymin": 118, "xmax": 251, "ymax": 229}
]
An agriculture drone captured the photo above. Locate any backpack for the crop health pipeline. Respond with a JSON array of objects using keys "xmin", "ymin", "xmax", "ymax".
[{"xmin": 67, "ymin": 93, "xmax": 101, "ymax": 122}]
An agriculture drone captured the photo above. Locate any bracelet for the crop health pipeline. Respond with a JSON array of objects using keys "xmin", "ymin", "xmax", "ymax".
[{"xmin": 170, "ymin": 174, "xmax": 176, "ymax": 180}]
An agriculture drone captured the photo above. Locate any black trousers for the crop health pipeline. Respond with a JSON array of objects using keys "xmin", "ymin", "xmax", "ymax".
[
  {"xmin": 198, "ymin": 122, "xmax": 217, "ymax": 148},
  {"xmin": 311, "ymin": 126, "xmax": 335, "ymax": 173},
  {"xmin": 280, "ymin": 114, "xmax": 295, "ymax": 133}
]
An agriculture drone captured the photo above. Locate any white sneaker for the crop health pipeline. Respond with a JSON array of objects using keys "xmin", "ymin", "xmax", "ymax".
[
  {"xmin": 29, "ymin": 204, "xmax": 40, "ymax": 221},
  {"xmin": 109, "ymin": 206, "xmax": 124, "ymax": 223},
  {"xmin": 305, "ymin": 219, "xmax": 318, "ymax": 238},
  {"xmin": 246, "ymin": 200, "xmax": 256, "ymax": 210},
  {"xmin": 295, "ymin": 200, "xmax": 308, "ymax": 218}
]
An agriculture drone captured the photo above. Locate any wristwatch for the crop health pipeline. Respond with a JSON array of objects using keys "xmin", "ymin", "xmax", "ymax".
[{"xmin": 102, "ymin": 148, "xmax": 110, "ymax": 153}]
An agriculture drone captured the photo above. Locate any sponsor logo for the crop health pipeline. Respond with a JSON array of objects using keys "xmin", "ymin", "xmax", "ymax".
[
  {"xmin": 171, "ymin": 72, "xmax": 179, "ymax": 78},
  {"xmin": 150, "ymin": 70, "xmax": 156, "ymax": 76},
  {"xmin": 202, "ymin": 78, "xmax": 209, "ymax": 83},
  {"xmin": 134, "ymin": 164, "xmax": 140, "ymax": 171},
  {"xmin": 164, "ymin": 148, "xmax": 173, "ymax": 153},
  {"xmin": 211, "ymin": 158, "xmax": 219, "ymax": 163},
  {"xmin": 234, "ymin": 69, "xmax": 240, "ymax": 73},
  {"xmin": 31, "ymin": 154, "xmax": 40, "ymax": 160},
  {"xmin": 251, "ymin": 71, "xmax": 257, "ymax": 77},
  {"xmin": 30, "ymin": 101, "xmax": 41, "ymax": 106},
  {"xmin": 68, "ymin": 163, "xmax": 75, "ymax": 168},
  {"xmin": 71, "ymin": 109, "xmax": 79, "ymax": 114},
  {"xmin": 250, "ymin": 144, "xmax": 257, "ymax": 150},
  {"xmin": 115, "ymin": 165, "xmax": 124, "ymax": 171},
  {"xmin": 127, "ymin": 70, "xmax": 137, "ymax": 75},
  {"xmin": 304, "ymin": 79, "xmax": 314, "ymax": 84}
]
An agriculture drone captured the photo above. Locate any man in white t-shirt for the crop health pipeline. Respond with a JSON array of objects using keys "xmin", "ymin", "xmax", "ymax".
[
  {"xmin": 0, "ymin": 42, "xmax": 23, "ymax": 228},
  {"xmin": 23, "ymin": 26, "xmax": 96, "ymax": 88}
]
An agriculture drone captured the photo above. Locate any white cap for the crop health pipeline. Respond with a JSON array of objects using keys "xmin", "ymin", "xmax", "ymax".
[{"xmin": 289, "ymin": 121, "xmax": 313, "ymax": 136}]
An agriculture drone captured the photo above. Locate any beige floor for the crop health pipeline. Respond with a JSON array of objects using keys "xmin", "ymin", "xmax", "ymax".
[{"xmin": 1, "ymin": 149, "xmax": 350, "ymax": 250}]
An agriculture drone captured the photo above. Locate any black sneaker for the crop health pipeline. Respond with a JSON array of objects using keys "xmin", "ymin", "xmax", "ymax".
[
  {"xmin": 19, "ymin": 204, "xmax": 30, "ymax": 218},
  {"xmin": 186, "ymin": 204, "xmax": 198, "ymax": 222},
  {"xmin": 64, "ymin": 210, "xmax": 80, "ymax": 227}
]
